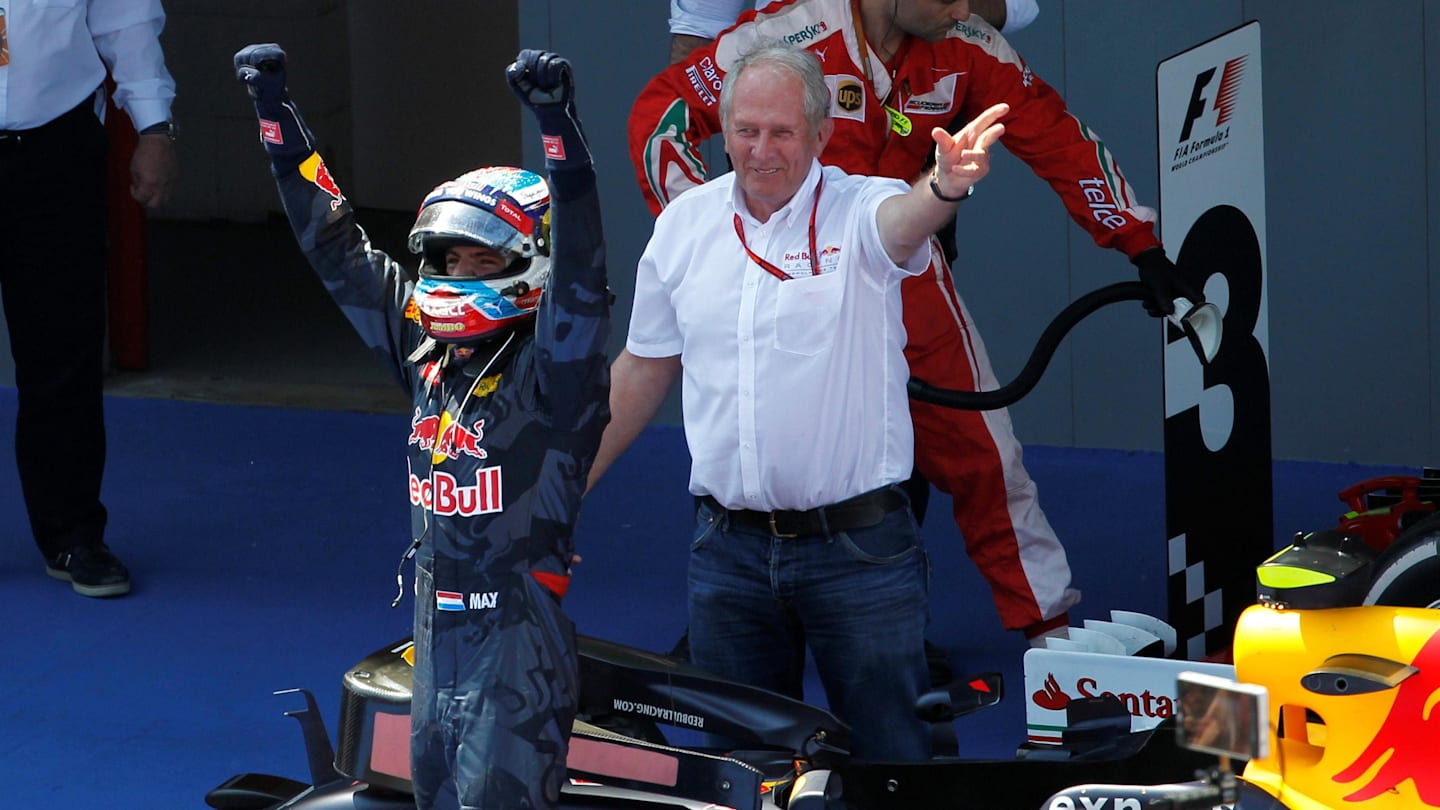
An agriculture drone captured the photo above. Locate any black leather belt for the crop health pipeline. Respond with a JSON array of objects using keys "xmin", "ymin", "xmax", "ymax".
[
  {"xmin": 0, "ymin": 98, "xmax": 98, "ymax": 147},
  {"xmin": 699, "ymin": 486, "xmax": 907, "ymax": 538}
]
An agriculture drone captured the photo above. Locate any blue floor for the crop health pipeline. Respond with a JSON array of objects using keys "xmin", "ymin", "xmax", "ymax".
[{"xmin": 0, "ymin": 387, "xmax": 1415, "ymax": 807}]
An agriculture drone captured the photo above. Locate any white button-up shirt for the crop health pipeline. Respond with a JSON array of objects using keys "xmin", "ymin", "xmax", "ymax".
[
  {"xmin": 0, "ymin": 0, "xmax": 173, "ymax": 130},
  {"xmin": 629, "ymin": 160, "xmax": 929, "ymax": 511}
]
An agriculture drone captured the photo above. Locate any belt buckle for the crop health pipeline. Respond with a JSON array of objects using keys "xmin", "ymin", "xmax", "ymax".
[{"xmin": 768, "ymin": 512, "xmax": 799, "ymax": 539}]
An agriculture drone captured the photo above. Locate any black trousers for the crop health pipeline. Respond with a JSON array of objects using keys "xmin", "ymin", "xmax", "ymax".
[{"xmin": 0, "ymin": 100, "xmax": 110, "ymax": 557}]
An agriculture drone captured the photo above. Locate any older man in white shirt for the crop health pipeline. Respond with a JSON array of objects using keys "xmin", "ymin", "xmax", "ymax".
[
  {"xmin": 590, "ymin": 41, "xmax": 1005, "ymax": 761},
  {"xmin": 0, "ymin": 0, "xmax": 176, "ymax": 598}
]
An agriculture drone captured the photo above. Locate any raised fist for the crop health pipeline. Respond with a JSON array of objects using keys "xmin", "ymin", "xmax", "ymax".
[
  {"xmin": 233, "ymin": 43, "xmax": 289, "ymax": 104},
  {"xmin": 506, "ymin": 49, "xmax": 574, "ymax": 109},
  {"xmin": 232, "ymin": 43, "xmax": 316, "ymax": 176}
]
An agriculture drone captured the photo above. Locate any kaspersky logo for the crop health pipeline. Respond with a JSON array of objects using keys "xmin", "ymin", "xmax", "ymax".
[{"xmin": 782, "ymin": 21, "xmax": 828, "ymax": 45}]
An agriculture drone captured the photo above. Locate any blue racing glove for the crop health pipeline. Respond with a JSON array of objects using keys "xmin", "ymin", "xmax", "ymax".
[
  {"xmin": 506, "ymin": 49, "xmax": 592, "ymax": 172},
  {"xmin": 233, "ymin": 43, "xmax": 318, "ymax": 177},
  {"xmin": 1132, "ymin": 247, "xmax": 1205, "ymax": 318}
]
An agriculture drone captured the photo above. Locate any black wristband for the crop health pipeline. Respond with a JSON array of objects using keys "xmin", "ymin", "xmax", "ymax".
[{"xmin": 929, "ymin": 169, "xmax": 973, "ymax": 203}]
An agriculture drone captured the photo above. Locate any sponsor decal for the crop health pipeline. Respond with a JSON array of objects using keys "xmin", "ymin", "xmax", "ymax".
[
  {"xmin": 472, "ymin": 374, "xmax": 500, "ymax": 398},
  {"xmin": 436, "ymin": 590, "xmax": 465, "ymax": 611},
  {"xmin": 782, "ymin": 20, "xmax": 829, "ymax": 45},
  {"xmin": 611, "ymin": 698, "xmax": 706, "ymax": 729},
  {"xmin": 903, "ymin": 98, "xmax": 949, "ymax": 115},
  {"xmin": 408, "ymin": 409, "xmax": 489, "ymax": 462},
  {"xmin": 1046, "ymin": 798, "xmax": 1152, "ymax": 810},
  {"xmin": 408, "ymin": 464, "xmax": 504, "ymax": 517},
  {"xmin": 781, "ymin": 245, "xmax": 842, "ymax": 276},
  {"xmin": 885, "ymin": 105, "xmax": 912, "ymax": 136},
  {"xmin": 1076, "ymin": 178, "xmax": 1129, "ymax": 230},
  {"xmin": 259, "ymin": 118, "xmax": 283, "ymax": 145},
  {"xmin": 954, "ymin": 21, "xmax": 993, "ymax": 44},
  {"xmin": 492, "ymin": 198, "xmax": 532, "ymax": 233},
  {"xmin": 542, "ymin": 134, "xmax": 566, "ymax": 160},
  {"xmin": 685, "ymin": 56, "xmax": 724, "ymax": 107},
  {"xmin": 298, "ymin": 152, "xmax": 345, "ymax": 210},
  {"xmin": 903, "ymin": 73, "xmax": 961, "ymax": 116},
  {"xmin": 835, "ymin": 78, "xmax": 864, "ymax": 113},
  {"xmin": 1030, "ymin": 672, "xmax": 1178, "ymax": 720}
]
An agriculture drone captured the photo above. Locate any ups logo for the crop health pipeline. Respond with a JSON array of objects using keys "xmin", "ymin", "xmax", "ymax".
[{"xmin": 835, "ymin": 80, "xmax": 864, "ymax": 112}]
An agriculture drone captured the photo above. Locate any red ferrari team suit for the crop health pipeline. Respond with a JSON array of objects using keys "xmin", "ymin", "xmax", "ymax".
[{"xmin": 630, "ymin": 0, "xmax": 1163, "ymax": 636}]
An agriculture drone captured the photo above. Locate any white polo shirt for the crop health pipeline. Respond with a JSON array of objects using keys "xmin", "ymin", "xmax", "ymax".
[{"xmin": 628, "ymin": 160, "xmax": 929, "ymax": 511}]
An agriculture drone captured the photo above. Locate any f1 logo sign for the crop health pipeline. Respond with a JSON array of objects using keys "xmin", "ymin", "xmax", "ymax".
[{"xmin": 1178, "ymin": 56, "xmax": 1247, "ymax": 142}]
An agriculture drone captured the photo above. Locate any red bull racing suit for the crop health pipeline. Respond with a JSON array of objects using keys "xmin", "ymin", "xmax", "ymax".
[
  {"xmin": 270, "ymin": 143, "xmax": 609, "ymax": 809},
  {"xmin": 630, "ymin": 0, "xmax": 1164, "ymax": 636}
]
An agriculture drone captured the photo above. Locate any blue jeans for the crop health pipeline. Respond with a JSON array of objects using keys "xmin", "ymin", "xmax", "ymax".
[{"xmin": 686, "ymin": 493, "xmax": 933, "ymax": 761}]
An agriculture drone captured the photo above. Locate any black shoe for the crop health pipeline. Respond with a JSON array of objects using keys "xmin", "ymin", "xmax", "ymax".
[{"xmin": 45, "ymin": 545, "xmax": 131, "ymax": 597}]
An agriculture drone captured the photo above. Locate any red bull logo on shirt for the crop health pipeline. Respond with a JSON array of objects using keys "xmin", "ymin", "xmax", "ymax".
[
  {"xmin": 408, "ymin": 409, "xmax": 489, "ymax": 464},
  {"xmin": 408, "ymin": 461, "xmax": 503, "ymax": 517}
]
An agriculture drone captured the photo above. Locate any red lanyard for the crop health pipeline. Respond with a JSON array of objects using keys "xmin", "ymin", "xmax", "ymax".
[{"xmin": 732, "ymin": 176, "xmax": 824, "ymax": 282}]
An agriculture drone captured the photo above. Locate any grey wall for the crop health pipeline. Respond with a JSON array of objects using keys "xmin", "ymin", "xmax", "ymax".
[
  {"xmin": 3, "ymin": 1, "xmax": 1435, "ymax": 467},
  {"xmin": 157, "ymin": 0, "xmax": 521, "ymax": 218}
]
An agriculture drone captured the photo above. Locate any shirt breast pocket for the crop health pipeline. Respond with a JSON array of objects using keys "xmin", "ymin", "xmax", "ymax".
[
  {"xmin": 773, "ymin": 271, "xmax": 843, "ymax": 356},
  {"xmin": 33, "ymin": 0, "xmax": 84, "ymax": 7}
]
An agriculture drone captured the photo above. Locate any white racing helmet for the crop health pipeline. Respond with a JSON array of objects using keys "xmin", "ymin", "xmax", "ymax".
[{"xmin": 407, "ymin": 166, "xmax": 552, "ymax": 343}]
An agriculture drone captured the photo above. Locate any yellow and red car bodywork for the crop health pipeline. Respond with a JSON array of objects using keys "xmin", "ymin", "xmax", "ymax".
[{"xmin": 1234, "ymin": 604, "xmax": 1440, "ymax": 809}]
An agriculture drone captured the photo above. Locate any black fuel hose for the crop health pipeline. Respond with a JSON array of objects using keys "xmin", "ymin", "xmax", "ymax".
[{"xmin": 907, "ymin": 281, "xmax": 1149, "ymax": 411}]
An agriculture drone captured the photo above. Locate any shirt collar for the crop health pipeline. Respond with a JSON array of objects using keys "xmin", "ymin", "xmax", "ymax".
[{"xmin": 731, "ymin": 159, "xmax": 825, "ymax": 228}]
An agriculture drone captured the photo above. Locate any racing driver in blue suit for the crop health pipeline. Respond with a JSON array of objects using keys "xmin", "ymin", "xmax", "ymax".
[{"xmin": 233, "ymin": 45, "xmax": 610, "ymax": 810}]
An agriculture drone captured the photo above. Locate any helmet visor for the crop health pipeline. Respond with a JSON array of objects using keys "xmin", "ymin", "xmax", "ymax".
[{"xmin": 408, "ymin": 200, "xmax": 532, "ymax": 258}]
